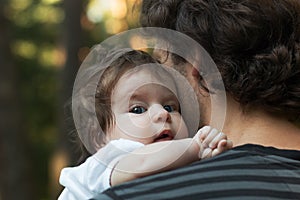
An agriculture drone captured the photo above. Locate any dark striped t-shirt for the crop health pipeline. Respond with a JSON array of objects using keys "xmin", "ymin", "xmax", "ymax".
[{"xmin": 99, "ymin": 144, "xmax": 300, "ymax": 200}]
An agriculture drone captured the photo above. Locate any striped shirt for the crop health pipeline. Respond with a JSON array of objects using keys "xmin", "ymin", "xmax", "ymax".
[{"xmin": 99, "ymin": 144, "xmax": 300, "ymax": 200}]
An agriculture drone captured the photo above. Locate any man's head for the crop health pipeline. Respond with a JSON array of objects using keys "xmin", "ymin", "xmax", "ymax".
[{"xmin": 141, "ymin": 0, "xmax": 300, "ymax": 120}]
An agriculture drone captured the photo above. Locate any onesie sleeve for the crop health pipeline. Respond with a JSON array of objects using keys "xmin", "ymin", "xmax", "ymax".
[{"xmin": 58, "ymin": 139, "xmax": 144, "ymax": 200}]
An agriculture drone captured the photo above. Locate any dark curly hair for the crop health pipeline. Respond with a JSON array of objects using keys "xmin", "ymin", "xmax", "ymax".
[{"xmin": 141, "ymin": 0, "xmax": 300, "ymax": 119}]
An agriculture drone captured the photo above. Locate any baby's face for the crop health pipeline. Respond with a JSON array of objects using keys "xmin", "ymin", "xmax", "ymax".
[{"xmin": 109, "ymin": 69, "xmax": 189, "ymax": 144}]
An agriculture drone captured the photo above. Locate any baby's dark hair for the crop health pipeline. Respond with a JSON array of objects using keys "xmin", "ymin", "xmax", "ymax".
[
  {"xmin": 141, "ymin": 0, "xmax": 300, "ymax": 119},
  {"xmin": 75, "ymin": 49, "xmax": 158, "ymax": 162}
]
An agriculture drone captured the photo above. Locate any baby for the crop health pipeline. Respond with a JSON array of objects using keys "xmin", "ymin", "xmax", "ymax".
[{"xmin": 58, "ymin": 49, "xmax": 232, "ymax": 199}]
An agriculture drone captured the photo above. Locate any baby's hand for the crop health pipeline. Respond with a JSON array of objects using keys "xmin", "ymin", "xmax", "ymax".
[{"xmin": 193, "ymin": 126, "xmax": 233, "ymax": 159}]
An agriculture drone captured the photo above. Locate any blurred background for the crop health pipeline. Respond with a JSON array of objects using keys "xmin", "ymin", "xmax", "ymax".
[{"xmin": 0, "ymin": 0, "xmax": 140, "ymax": 199}]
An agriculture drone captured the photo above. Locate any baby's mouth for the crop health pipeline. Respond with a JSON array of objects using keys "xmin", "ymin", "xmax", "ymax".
[{"xmin": 154, "ymin": 130, "xmax": 174, "ymax": 142}]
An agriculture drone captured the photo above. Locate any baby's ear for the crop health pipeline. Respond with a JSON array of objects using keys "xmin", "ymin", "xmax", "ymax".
[{"xmin": 191, "ymin": 67, "xmax": 204, "ymax": 87}]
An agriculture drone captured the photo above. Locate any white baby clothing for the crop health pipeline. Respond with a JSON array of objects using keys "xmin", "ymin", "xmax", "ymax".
[{"xmin": 58, "ymin": 139, "xmax": 144, "ymax": 200}]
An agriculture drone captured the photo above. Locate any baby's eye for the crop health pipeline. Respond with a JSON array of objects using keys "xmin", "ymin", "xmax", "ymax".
[
  {"xmin": 130, "ymin": 106, "xmax": 147, "ymax": 114},
  {"xmin": 163, "ymin": 105, "xmax": 175, "ymax": 112}
]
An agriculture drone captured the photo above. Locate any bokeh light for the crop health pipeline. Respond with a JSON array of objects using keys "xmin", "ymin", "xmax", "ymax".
[
  {"xmin": 12, "ymin": 40, "xmax": 37, "ymax": 59},
  {"xmin": 87, "ymin": 0, "xmax": 128, "ymax": 22}
]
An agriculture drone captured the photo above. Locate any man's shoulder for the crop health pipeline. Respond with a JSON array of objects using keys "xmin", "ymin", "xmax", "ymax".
[{"xmin": 100, "ymin": 144, "xmax": 300, "ymax": 200}]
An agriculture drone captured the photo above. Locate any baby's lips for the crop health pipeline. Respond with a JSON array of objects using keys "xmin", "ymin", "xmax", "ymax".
[{"xmin": 154, "ymin": 129, "xmax": 174, "ymax": 142}]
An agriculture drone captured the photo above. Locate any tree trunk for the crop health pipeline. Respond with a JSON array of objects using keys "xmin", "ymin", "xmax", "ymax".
[
  {"xmin": 0, "ymin": 0, "xmax": 35, "ymax": 199},
  {"xmin": 50, "ymin": 0, "xmax": 84, "ymax": 198},
  {"xmin": 60, "ymin": 0, "xmax": 84, "ymax": 162}
]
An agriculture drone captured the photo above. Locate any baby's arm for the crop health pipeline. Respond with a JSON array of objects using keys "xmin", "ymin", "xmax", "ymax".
[
  {"xmin": 111, "ymin": 126, "xmax": 232, "ymax": 186},
  {"xmin": 58, "ymin": 139, "xmax": 144, "ymax": 199}
]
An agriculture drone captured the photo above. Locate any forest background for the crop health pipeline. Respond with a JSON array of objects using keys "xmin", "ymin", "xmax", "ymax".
[
  {"xmin": 2, "ymin": 0, "xmax": 299, "ymax": 199},
  {"xmin": 0, "ymin": 0, "xmax": 139, "ymax": 199}
]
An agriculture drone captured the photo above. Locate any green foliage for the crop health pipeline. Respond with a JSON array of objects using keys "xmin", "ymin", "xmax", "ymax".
[
  {"xmin": 7, "ymin": 0, "xmax": 63, "ymax": 198},
  {"xmin": 4, "ymin": 0, "xmax": 139, "ymax": 199}
]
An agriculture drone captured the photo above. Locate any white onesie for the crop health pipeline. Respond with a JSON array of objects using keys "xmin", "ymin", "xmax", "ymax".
[{"xmin": 58, "ymin": 139, "xmax": 144, "ymax": 200}]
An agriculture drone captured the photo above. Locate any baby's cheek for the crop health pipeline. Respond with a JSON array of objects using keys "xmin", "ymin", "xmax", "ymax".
[
  {"xmin": 174, "ymin": 116, "xmax": 189, "ymax": 139},
  {"xmin": 129, "ymin": 114, "xmax": 151, "ymax": 129},
  {"xmin": 115, "ymin": 114, "xmax": 153, "ymax": 137}
]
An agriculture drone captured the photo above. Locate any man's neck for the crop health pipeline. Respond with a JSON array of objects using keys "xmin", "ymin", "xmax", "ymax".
[{"xmin": 222, "ymin": 102, "xmax": 300, "ymax": 150}]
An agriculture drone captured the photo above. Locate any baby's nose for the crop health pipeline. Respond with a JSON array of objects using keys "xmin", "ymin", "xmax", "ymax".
[{"xmin": 149, "ymin": 104, "xmax": 171, "ymax": 123}]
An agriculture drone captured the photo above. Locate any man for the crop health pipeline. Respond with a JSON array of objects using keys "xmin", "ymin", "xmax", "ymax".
[{"xmin": 97, "ymin": 0, "xmax": 300, "ymax": 199}]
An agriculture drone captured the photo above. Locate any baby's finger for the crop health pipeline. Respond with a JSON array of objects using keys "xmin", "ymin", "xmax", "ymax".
[
  {"xmin": 197, "ymin": 126, "xmax": 211, "ymax": 141},
  {"xmin": 211, "ymin": 139, "xmax": 233, "ymax": 157},
  {"xmin": 209, "ymin": 132, "xmax": 227, "ymax": 149},
  {"xmin": 200, "ymin": 148, "xmax": 212, "ymax": 159},
  {"xmin": 211, "ymin": 148, "xmax": 221, "ymax": 157},
  {"xmin": 222, "ymin": 139, "xmax": 233, "ymax": 150},
  {"xmin": 193, "ymin": 126, "xmax": 211, "ymax": 146},
  {"xmin": 202, "ymin": 128, "xmax": 219, "ymax": 146}
]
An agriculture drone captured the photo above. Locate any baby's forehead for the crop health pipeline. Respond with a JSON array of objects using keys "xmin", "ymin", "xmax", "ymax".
[
  {"xmin": 123, "ymin": 63, "xmax": 175, "ymax": 80},
  {"xmin": 112, "ymin": 64, "xmax": 180, "ymax": 100},
  {"xmin": 130, "ymin": 82, "xmax": 179, "ymax": 100},
  {"xmin": 122, "ymin": 64, "xmax": 178, "ymax": 88}
]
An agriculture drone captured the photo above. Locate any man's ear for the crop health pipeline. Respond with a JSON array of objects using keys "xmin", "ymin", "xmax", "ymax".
[
  {"xmin": 191, "ymin": 67, "xmax": 210, "ymax": 97},
  {"xmin": 191, "ymin": 67, "xmax": 200, "ymax": 78}
]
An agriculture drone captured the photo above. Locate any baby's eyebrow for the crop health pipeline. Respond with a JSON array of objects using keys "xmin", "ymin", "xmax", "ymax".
[
  {"xmin": 162, "ymin": 90, "xmax": 179, "ymax": 101},
  {"xmin": 129, "ymin": 92, "xmax": 146, "ymax": 101},
  {"xmin": 130, "ymin": 91, "xmax": 177, "ymax": 100}
]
